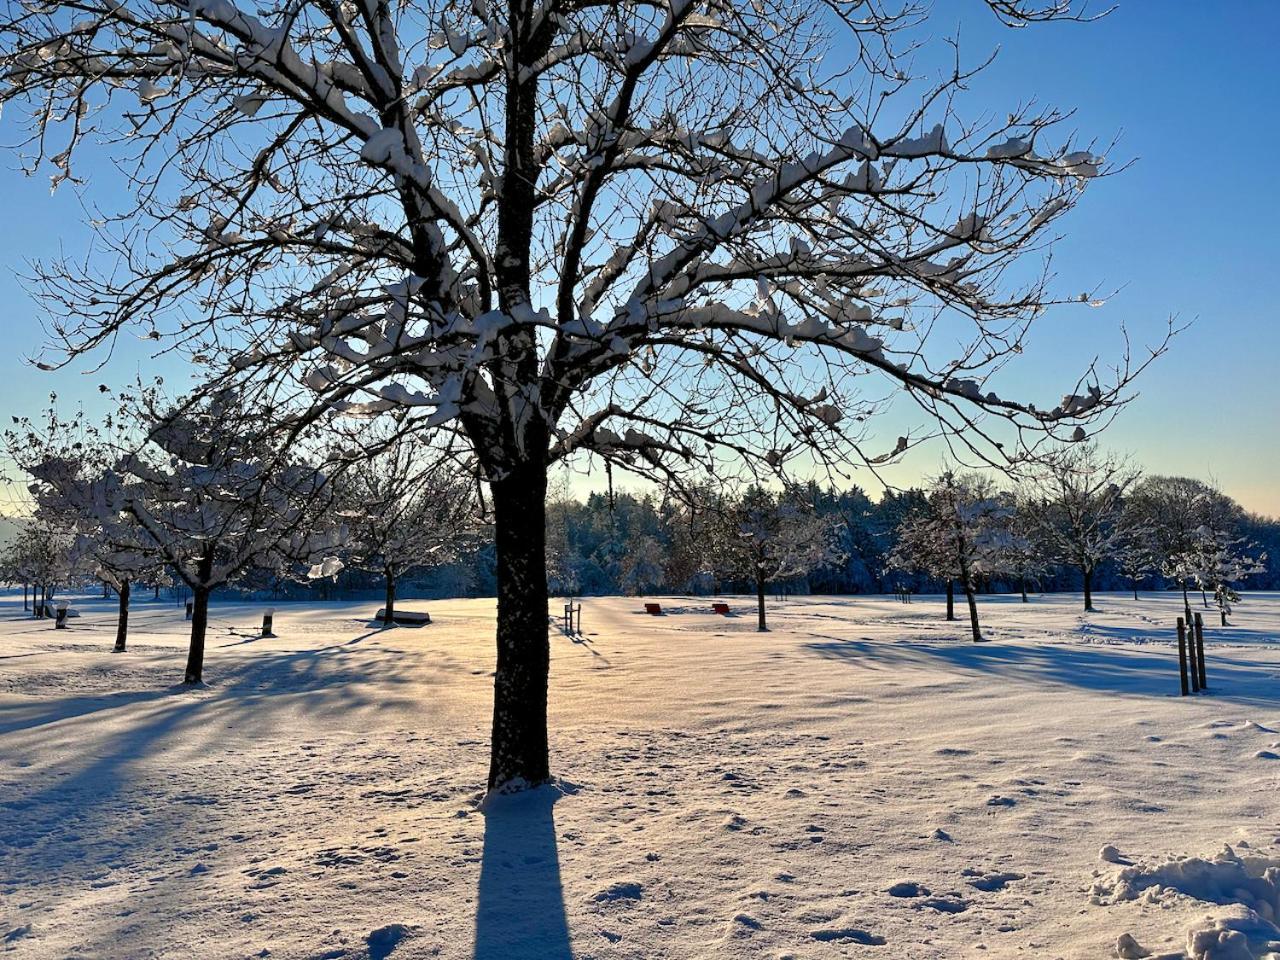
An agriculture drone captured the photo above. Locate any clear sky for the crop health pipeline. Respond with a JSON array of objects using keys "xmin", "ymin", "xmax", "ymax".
[{"xmin": 0, "ymin": 2, "xmax": 1276, "ymax": 516}]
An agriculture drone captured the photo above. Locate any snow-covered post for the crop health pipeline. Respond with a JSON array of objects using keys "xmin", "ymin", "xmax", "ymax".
[{"xmin": 1, "ymin": 0, "xmax": 1168, "ymax": 791}]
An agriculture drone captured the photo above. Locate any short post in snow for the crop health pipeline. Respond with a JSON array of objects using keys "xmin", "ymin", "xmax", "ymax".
[
  {"xmin": 185, "ymin": 599, "xmax": 194, "ymax": 620},
  {"xmin": 1193, "ymin": 612, "xmax": 1207, "ymax": 690},
  {"xmin": 1176, "ymin": 617, "xmax": 1190, "ymax": 696},
  {"xmin": 562, "ymin": 602, "xmax": 581, "ymax": 636},
  {"xmin": 54, "ymin": 602, "xmax": 69, "ymax": 629},
  {"xmin": 261, "ymin": 608, "xmax": 275, "ymax": 638},
  {"xmin": 1187, "ymin": 618, "xmax": 1200, "ymax": 693}
]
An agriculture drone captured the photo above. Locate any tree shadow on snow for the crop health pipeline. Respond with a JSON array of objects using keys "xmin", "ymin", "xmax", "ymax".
[
  {"xmin": 473, "ymin": 785, "xmax": 573, "ymax": 960},
  {"xmin": 803, "ymin": 637, "xmax": 1280, "ymax": 707}
]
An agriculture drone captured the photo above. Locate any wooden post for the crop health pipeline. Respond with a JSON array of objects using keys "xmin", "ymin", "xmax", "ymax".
[
  {"xmin": 1193, "ymin": 612, "xmax": 1207, "ymax": 690},
  {"xmin": 1176, "ymin": 617, "xmax": 1190, "ymax": 696},
  {"xmin": 261, "ymin": 609, "xmax": 275, "ymax": 638},
  {"xmin": 1187, "ymin": 616, "xmax": 1200, "ymax": 693},
  {"xmin": 55, "ymin": 604, "xmax": 69, "ymax": 629}
]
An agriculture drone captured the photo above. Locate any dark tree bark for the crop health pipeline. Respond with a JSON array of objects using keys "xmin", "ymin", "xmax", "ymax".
[
  {"xmin": 486, "ymin": 463, "xmax": 551, "ymax": 791},
  {"xmin": 1083, "ymin": 566, "xmax": 1094, "ymax": 612},
  {"xmin": 1019, "ymin": 576, "xmax": 1028, "ymax": 603},
  {"xmin": 756, "ymin": 571, "xmax": 768, "ymax": 632},
  {"xmin": 114, "ymin": 579, "xmax": 130, "ymax": 653},
  {"xmin": 154, "ymin": 582, "xmax": 161, "ymax": 600},
  {"xmin": 963, "ymin": 580, "xmax": 983, "ymax": 642},
  {"xmin": 383, "ymin": 568, "xmax": 397, "ymax": 627},
  {"xmin": 184, "ymin": 549, "xmax": 216, "ymax": 685},
  {"xmin": 945, "ymin": 580, "xmax": 956, "ymax": 621}
]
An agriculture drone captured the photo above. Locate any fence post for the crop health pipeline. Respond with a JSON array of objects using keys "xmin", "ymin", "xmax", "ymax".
[
  {"xmin": 54, "ymin": 603, "xmax": 69, "ymax": 629},
  {"xmin": 1193, "ymin": 612, "xmax": 1207, "ymax": 690},
  {"xmin": 261, "ymin": 609, "xmax": 275, "ymax": 638},
  {"xmin": 1176, "ymin": 617, "xmax": 1190, "ymax": 696}
]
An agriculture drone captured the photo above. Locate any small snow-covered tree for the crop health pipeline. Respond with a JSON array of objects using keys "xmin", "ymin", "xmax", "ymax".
[
  {"xmin": 1001, "ymin": 495, "xmax": 1049, "ymax": 603},
  {"xmin": 1113, "ymin": 511, "xmax": 1159, "ymax": 600},
  {"xmin": 709, "ymin": 486, "xmax": 840, "ymax": 631},
  {"xmin": 1027, "ymin": 445, "xmax": 1138, "ymax": 611},
  {"xmin": 1, "ymin": 1, "xmax": 1167, "ymax": 790},
  {"xmin": 1173, "ymin": 526, "xmax": 1265, "ymax": 624},
  {"xmin": 890, "ymin": 472, "xmax": 1011, "ymax": 642},
  {"xmin": 1127, "ymin": 476, "xmax": 1242, "ymax": 619},
  {"xmin": 10, "ymin": 407, "xmax": 169, "ymax": 651},
  {"xmin": 337, "ymin": 435, "xmax": 477, "ymax": 624},
  {"xmin": 0, "ymin": 517, "xmax": 75, "ymax": 615},
  {"xmin": 19, "ymin": 392, "xmax": 342, "ymax": 682}
]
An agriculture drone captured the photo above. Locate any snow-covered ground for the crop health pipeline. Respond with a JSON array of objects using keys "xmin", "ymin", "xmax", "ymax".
[{"xmin": 2, "ymin": 590, "xmax": 1279, "ymax": 960}]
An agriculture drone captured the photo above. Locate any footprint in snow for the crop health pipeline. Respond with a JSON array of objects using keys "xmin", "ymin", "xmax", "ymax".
[
  {"xmin": 809, "ymin": 926, "xmax": 886, "ymax": 945},
  {"xmin": 917, "ymin": 896, "xmax": 969, "ymax": 914},
  {"xmin": 963, "ymin": 869, "xmax": 1024, "ymax": 892},
  {"xmin": 887, "ymin": 882, "xmax": 928, "ymax": 898},
  {"xmin": 366, "ymin": 924, "xmax": 413, "ymax": 960}
]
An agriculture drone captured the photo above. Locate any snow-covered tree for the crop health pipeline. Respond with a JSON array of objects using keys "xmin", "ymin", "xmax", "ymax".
[
  {"xmin": 1127, "ymin": 476, "xmax": 1243, "ymax": 619},
  {"xmin": 890, "ymin": 472, "xmax": 1011, "ymax": 642},
  {"xmin": 1001, "ymin": 495, "xmax": 1049, "ymax": 603},
  {"xmin": 18, "ymin": 392, "xmax": 341, "ymax": 682},
  {"xmin": 1026, "ymin": 445, "xmax": 1138, "ymax": 611},
  {"xmin": 10, "ymin": 407, "xmax": 169, "ymax": 651},
  {"xmin": 708, "ymin": 487, "xmax": 840, "ymax": 631},
  {"xmin": 1174, "ymin": 526, "xmax": 1265, "ymax": 622},
  {"xmin": 1113, "ymin": 511, "xmax": 1160, "ymax": 600},
  {"xmin": 1, "ymin": 1, "xmax": 1165, "ymax": 790},
  {"xmin": 336, "ymin": 435, "xmax": 477, "ymax": 624},
  {"xmin": 0, "ymin": 517, "xmax": 75, "ymax": 615}
]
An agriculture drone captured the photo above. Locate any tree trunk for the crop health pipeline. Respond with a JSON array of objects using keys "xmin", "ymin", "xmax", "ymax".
[
  {"xmin": 154, "ymin": 582, "xmax": 161, "ymax": 601},
  {"xmin": 23, "ymin": 581, "xmax": 29, "ymax": 610},
  {"xmin": 184, "ymin": 550, "xmax": 216, "ymax": 685},
  {"xmin": 1083, "ymin": 567, "xmax": 1094, "ymax": 612},
  {"xmin": 103, "ymin": 580, "xmax": 111, "ymax": 599},
  {"xmin": 486, "ymin": 465, "xmax": 551, "ymax": 792},
  {"xmin": 1181, "ymin": 581, "xmax": 1192, "ymax": 624},
  {"xmin": 756, "ymin": 571, "xmax": 768, "ymax": 632},
  {"xmin": 963, "ymin": 578, "xmax": 983, "ymax": 642},
  {"xmin": 1132, "ymin": 578, "xmax": 1139, "ymax": 601},
  {"xmin": 945, "ymin": 580, "xmax": 956, "ymax": 621},
  {"xmin": 114, "ymin": 579, "xmax": 130, "ymax": 653},
  {"xmin": 383, "ymin": 569, "xmax": 397, "ymax": 627},
  {"xmin": 1019, "ymin": 575, "xmax": 1028, "ymax": 603},
  {"xmin": 1201, "ymin": 588, "xmax": 1209, "ymax": 609}
]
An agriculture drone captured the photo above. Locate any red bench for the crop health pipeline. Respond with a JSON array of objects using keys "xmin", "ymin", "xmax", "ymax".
[
  {"xmin": 711, "ymin": 602, "xmax": 730, "ymax": 615},
  {"xmin": 644, "ymin": 602, "xmax": 662, "ymax": 615}
]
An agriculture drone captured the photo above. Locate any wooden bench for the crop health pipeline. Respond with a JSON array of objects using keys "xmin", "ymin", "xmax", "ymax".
[
  {"xmin": 643, "ymin": 602, "xmax": 662, "ymax": 616},
  {"xmin": 375, "ymin": 608, "xmax": 431, "ymax": 626},
  {"xmin": 711, "ymin": 602, "xmax": 731, "ymax": 615}
]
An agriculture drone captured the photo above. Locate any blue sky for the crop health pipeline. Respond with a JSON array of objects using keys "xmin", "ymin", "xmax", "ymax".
[{"xmin": 0, "ymin": 2, "xmax": 1277, "ymax": 515}]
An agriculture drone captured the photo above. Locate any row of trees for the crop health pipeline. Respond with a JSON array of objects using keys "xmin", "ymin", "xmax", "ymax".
[{"xmin": 1, "ymin": 394, "xmax": 478, "ymax": 680}]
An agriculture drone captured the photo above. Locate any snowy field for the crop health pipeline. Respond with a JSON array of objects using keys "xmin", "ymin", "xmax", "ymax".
[{"xmin": 2, "ymin": 590, "xmax": 1280, "ymax": 960}]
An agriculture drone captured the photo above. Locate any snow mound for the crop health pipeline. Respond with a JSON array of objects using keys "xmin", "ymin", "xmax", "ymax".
[
  {"xmin": 1092, "ymin": 845, "xmax": 1280, "ymax": 959},
  {"xmin": 1185, "ymin": 908, "xmax": 1280, "ymax": 960},
  {"xmin": 1091, "ymin": 845, "xmax": 1280, "ymax": 919}
]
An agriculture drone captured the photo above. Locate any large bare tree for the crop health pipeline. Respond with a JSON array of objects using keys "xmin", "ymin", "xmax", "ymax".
[{"xmin": 2, "ymin": 0, "xmax": 1163, "ymax": 790}]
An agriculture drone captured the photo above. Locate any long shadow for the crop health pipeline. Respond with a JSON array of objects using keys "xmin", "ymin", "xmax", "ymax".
[
  {"xmin": 803, "ymin": 637, "xmax": 1280, "ymax": 706},
  {"xmin": 473, "ymin": 786, "xmax": 573, "ymax": 960}
]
